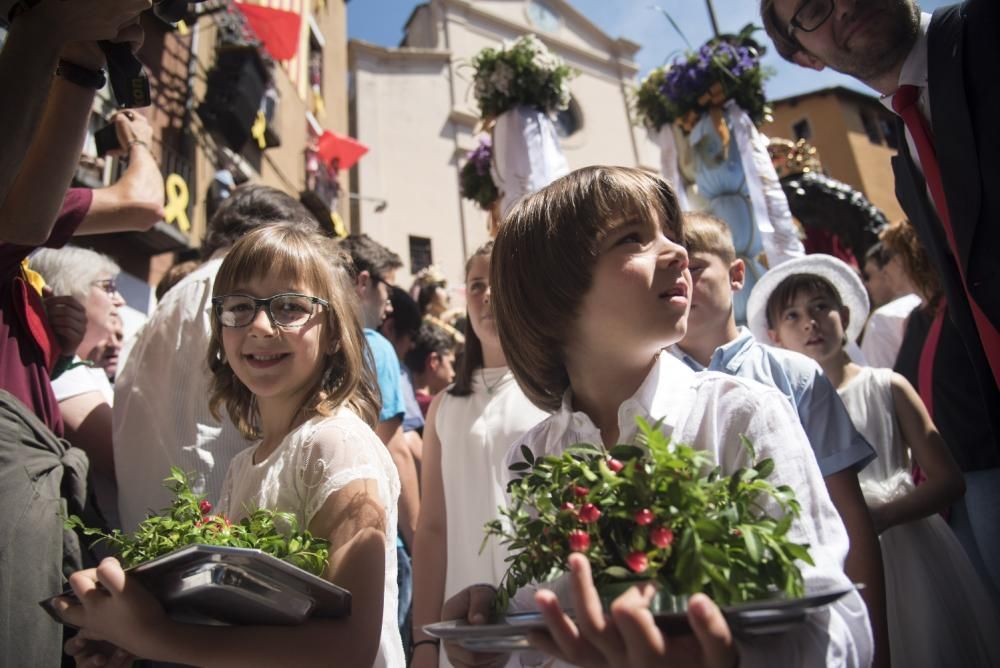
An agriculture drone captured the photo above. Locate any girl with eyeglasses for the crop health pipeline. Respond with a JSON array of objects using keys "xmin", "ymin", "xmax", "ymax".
[{"xmin": 57, "ymin": 224, "xmax": 406, "ymax": 667}]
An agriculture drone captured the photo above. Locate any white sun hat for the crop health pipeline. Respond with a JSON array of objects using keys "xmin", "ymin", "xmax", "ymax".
[{"xmin": 746, "ymin": 254, "xmax": 871, "ymax": 345}]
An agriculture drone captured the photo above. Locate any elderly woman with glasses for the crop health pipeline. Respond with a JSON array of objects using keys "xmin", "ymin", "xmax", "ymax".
[{"xmin": 29, "ymin": 246, "xmax": 125, "ymax": 525}]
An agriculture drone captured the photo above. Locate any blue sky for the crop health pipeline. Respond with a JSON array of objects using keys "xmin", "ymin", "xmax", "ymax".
[{"xmin": 348, "ymin": 0, "xmax": 951, "ymax": 100}]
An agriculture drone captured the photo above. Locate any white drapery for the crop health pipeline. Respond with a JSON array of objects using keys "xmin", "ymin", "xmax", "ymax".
[
  {"xmin": 491, "ymin": 106, "xmax": 569, "ymax": 217},
  {"xmin": 725, "ymin": 100, "xmax": 804, "ymax": 267}
]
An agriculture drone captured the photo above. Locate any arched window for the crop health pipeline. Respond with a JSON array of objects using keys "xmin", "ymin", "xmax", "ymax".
[{"xmin": 555, "ymin": 97, "xmax": 582, "ymax": 138}]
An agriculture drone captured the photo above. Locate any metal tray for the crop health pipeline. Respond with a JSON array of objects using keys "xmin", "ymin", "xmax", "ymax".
[
  {"xmin": 39, "ymin": 544, "xmax": 350, "ymax": 626},
  {"xmin": 423, "ymin": 584, "xmax": 857, "ymax": 651}
]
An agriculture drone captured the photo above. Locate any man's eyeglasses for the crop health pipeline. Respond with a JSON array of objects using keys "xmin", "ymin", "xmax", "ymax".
[
  {"xmin": 212, "ymin": 293, "xmax": 329, "ymax": 329},
  {"xmin": 787, "ymin": 0, "xmax": 835, "ymax": 38},
  {"xmin": 91, "ymin": 278, "xmax": 118, "ymax": 295}
]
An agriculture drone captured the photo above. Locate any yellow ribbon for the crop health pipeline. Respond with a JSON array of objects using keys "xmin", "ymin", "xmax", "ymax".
[
  {"xmin": 176, "ymin": 20, "xmax": 189, "ymax": 36},
  {"xmin": 251, "ymin": 110, "xmax": 268, "ymax": 150},
  {"xmin": 20, "ymin": 259, "xmax": 46, "ymax": 295},
  {"xmin": 163, "ymin": 173, "xmax": 191, "ymax": 233},
  {"xmin": 330, "ymin": 211, "xmax": 347, "ymax": 239}
]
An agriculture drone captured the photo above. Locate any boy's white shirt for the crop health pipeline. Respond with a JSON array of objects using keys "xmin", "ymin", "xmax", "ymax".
[{"xmin": 501, "ymin": 352, "xmax": 873, "ymax": 668}]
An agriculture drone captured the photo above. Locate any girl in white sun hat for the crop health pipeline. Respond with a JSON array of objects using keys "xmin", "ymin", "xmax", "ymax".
[{"xmin": 747, "ymin": 254, "xmax": 1000, "ymax": 668}]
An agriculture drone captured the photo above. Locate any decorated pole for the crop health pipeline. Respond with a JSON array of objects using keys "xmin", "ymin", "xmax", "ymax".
[
  {"xmin": 634, "ymin": 25, "xmax": 805, "ymax": 323},
  {"xmin": 464, "ymin": 35, "xmax": 575, "ymax": 227}
]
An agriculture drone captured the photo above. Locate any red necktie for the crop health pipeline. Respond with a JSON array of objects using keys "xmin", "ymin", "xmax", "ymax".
[{"xmin": 892, "ymin": 84, "xmax": 1000, "ymax": 388}]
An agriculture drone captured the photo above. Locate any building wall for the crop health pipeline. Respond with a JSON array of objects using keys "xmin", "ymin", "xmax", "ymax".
[
  {"xmin": 351, "ymin": 0, "xmax": 661, "ymax": 288},
  {"xmin": 763, "ymin": 89, "xmax": 904, "ymax": 222}
]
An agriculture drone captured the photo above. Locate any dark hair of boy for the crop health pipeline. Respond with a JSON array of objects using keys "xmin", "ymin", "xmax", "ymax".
[
  {"xmin": 200, "ymin": 184, "xmax": 323, "ymax": 260},
  {"xmin": 405, "ymin": 323, "xmax": 456, "ymax": 374},
  {"xmin": 339, "ymin": 233, "xmax": 403, "ymax": 281},
  {"xmin": 385, "ymin": 286, "xmax": 422, "ymax": 339},
  {"xmin": 449, "ymin": 241, "xmax": 493, "ymax": 397},
  {"xmin": 682, "ymin": 211, "xmax": 737, "ymax": 263},
  {"xmin": 491, "ymin": 166, "xmax": 683, "ymax": 411},
  {"xmin": 765, "ymin": 273, "xmax": 845, "ymax": 330}
]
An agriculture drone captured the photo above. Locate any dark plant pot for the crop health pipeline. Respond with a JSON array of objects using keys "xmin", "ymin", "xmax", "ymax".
[{"xmin": 597, "ymin": 581, "xmax": 688, "ymax": 615}]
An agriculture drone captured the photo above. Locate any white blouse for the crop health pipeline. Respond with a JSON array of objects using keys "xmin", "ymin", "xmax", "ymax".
[
  {"xmin": 505, "ymin": 352, "xmax": 873, "ymax": 668},
  {"xmin": 219, "ymin": 409, "xmax": 404, "ymax": 668}
]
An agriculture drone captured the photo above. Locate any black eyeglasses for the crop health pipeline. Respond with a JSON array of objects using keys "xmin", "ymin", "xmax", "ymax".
[
  {"xmin": 787, "ymin": 0, "xmax": 835, "ymax": 38},
  {"xmin": 212, "ymin": 293, "xmax": 329, "ymax": 329},
  {"xmin": 91, "ymin": 278, "xmax": 118, "ymax": 295}
]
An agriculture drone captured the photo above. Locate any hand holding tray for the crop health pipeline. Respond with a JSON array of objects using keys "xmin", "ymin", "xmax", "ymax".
[
  {"xmin": 424, "ymin": 584, "xmax": 858, "ymax": 652},
  {"xmin": 40, "ymin": 544, "xmax": 350, "ymax": 627}
]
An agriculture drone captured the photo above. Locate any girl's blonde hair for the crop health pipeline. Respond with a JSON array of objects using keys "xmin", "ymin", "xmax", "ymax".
[{"xmin": 207, "ymin": 224, "xmax": 379, "ymax": 437}]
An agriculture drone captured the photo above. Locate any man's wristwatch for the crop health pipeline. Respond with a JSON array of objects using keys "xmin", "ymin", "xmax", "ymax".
[{"xmin": 56, "ymin": 59, "xmax": 107, "ymax": 90}]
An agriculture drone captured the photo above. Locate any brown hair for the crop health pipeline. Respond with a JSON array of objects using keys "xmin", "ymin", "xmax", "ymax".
[
  {"xmin": 760, "ymin": 0, "xmax": 801, "ymax": 62},
  {"xmin": 449, "ymin": 241, "xmax": 493, "ymax": 397},
  {"xmin": 682, "ymin": 211, "xmax": 736, "ymax": 263},
  {"xmin": 491, "ymin": 166, "xmax": 683, "ymax": 411},
  {"xmin": 880, "ymin": 219, "xmax": 940, "ymax": 303},
  {"xmin": 207, "ymin": 224, "xmax": 379, "ymax": 437},
  {"xmin": 765, "ymin": 273, "xmax": 844, "ymax": 330}
]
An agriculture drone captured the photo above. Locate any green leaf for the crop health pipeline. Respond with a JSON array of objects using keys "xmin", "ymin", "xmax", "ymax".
[{"xmin": 520, "ymin": 444, "xmax": 535, "ymax": 465}]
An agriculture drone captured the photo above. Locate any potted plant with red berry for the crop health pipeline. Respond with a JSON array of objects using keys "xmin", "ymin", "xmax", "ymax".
[{"xmin": 484, "ymin": 417, "xmax": 813, "ymax": 615}]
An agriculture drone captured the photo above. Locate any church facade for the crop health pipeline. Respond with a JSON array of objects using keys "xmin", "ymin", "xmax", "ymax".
[{"xmin": 348, "ymin": 0, "xmax": 663, "ymax": 286}]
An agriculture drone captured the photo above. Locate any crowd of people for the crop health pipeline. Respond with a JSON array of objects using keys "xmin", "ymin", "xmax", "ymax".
[{"xmin": 1, "ymin": 0, "xmax": 999, "ymax": 666}]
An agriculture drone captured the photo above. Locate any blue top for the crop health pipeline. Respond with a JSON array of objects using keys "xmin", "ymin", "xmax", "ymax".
[
  {"xmin": 670, "ymin": 328, "xmax": 875, "ymax": 476},
  {"xmin": 399, "ymin": 363, "xmax": 425, "ymax": 433},
  {"xmin": 364, "ymin": 328, "xmax": 405, "ymax": 423}
]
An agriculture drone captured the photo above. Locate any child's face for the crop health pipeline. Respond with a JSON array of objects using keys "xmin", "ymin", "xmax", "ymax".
[
  {"xmin": 767, "ymin": 287, "xmax": 848, "ymax": 365},
  {"xmin": 465, "ymin": 254, "xmax": 498, "ymax": 349},
  {"xmin": 220, "ymin": 272, "xmax": 329, "ymax": 413},
  {"xmin": 684, "ymin": 251, "xmax": 743, "ymax": 341},
  {"xmin": 572, "ymin": 211, "xmax": 690, "ymax": 364}
]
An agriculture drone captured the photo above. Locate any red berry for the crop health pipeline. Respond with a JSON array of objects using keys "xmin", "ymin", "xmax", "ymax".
[
  {"xmin": 651, "ymin": 527, "xmax": 674, "ymax": 548},
  {"xmin": 634, "ymin": 508, "xmax": 654, "ymax": 526},
  {"xmin": 579, "ymin": 503, "xmax": 602, "ymax": 523},
  {"xmin": 568, "ymin": 530, "xmax": 590, "ymax": 552},
  {"xmin": 573, "ymin": 485, "xmax": 590, "ymax": 498},
  {"xmin": 607, "ymin": 458, "xmax": 624, "ymax": 473},
  {"xmin": 560, "ymin": 502, "xmax": 576, "ymax": 511},
  {"xmin": 199, "ymin": 500, "xmax": 212, "ymax": 515},
  {"xmin": 625, "ymin": 551, "xmax": 648, "ymax": 573}
]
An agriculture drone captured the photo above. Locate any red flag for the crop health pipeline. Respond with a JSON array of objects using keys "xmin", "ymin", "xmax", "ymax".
[
  {"xmin": 317, "ymin": 131, "xmax": 369, "ymax": 170},
  {"xmin": 234, "ymin": 3, "xmax": 302, "ymax": 61}
]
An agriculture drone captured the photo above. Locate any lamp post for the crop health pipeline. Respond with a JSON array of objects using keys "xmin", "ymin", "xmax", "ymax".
[{"xmin": 348, "ymin": 192, "xmax": 388, "ymax": 213}]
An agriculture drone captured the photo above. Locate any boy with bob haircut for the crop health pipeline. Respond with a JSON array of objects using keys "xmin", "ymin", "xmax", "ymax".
[
  {"xmin": 673, "ymin": 211, "xmax": 889, "ymax": 667},
  {"xmin": 440, "ymin": 167, "xmax": 873, "ymax": 668}
]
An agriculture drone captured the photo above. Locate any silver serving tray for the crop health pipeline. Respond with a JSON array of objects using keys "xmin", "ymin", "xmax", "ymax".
[
  {"xmin": 40, "ymin": 544, "xmax": 350, "ymax": 626},
  {"xmin": 424, "ymin": 584, "xmax": 858, "ymax": 651}
]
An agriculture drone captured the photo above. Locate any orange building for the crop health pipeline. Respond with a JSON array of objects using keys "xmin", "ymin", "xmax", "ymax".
[{"xmin": 762, "ymin": 86, "xmax": 905, "ymax": 223}]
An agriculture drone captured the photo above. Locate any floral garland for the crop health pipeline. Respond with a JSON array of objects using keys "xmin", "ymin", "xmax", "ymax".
[
  {"xmin": 471, "ymin": 34, "xmax": 575, "ymax": 120},
  {"xmin": 485, "ymin": 418, "xmax": 812, "ymax": 614},
  {"xmin": 634, "ymin": 25, "xmax": 772, "ymax": 132},
  {"xmin": 459, "ymin": 136, "xmax": 499, "ymax": 210}
]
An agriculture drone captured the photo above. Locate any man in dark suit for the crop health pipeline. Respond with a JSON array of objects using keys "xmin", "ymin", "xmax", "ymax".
[{"xmin": 760, "ymin": 0, "xmax": 1000, "ymax": 610}]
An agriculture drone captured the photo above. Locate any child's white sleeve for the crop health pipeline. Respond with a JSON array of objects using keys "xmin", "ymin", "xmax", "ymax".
[
  {"xmin": 724, "ymin": 387, "xmax": 874, "ymax": 668},
  {"xmin": 296, "ymin": 417, "xmax": 401, "ymax": 531}
]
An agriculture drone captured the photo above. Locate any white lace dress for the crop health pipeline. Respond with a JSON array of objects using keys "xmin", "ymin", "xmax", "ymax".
[
  {"xmin": 218, "ymin": 409, "xmax": 404, "ymax": 668},
  {"xmin": 435, "ymin": 367, "xmax": 549, "ymax": 668},
  {"xmin": 838, "ymin": 367, "xmax": 1000, "ymax": 668}
]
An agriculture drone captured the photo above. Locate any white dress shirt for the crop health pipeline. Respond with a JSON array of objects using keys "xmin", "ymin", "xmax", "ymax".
[
  {"xmin": 881, "ymin": 12, "xmax": 933, "ymax": 176},
  {"xmin": 113, "ymin": 256, "xmax": 249, "ymax": 531},
  {"xmin": 503, "ymin": 353, "xmax": 873, "ymax": 667},
  {"xmin": 861, "ymin": 293, "xmax": 922, "ymax": 369}
]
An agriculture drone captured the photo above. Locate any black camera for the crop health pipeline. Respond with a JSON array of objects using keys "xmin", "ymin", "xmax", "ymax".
[{"xmin": 103, "ymin": 0, "xmax": 209, "ymax": 109}]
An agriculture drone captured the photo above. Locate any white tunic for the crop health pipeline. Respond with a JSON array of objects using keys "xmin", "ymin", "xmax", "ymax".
[
  {"xmin": 219, "ymin": 409, "xmax": 405, "ymax": 668},
  {"xmin": 506, "ymin": 352, "xmax": 873, "ymax": 668}
]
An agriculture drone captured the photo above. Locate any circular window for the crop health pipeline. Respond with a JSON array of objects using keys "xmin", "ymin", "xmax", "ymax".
[{"xmin": 555, "ymin": 97, "xmax": 582, "ymax": 138}]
